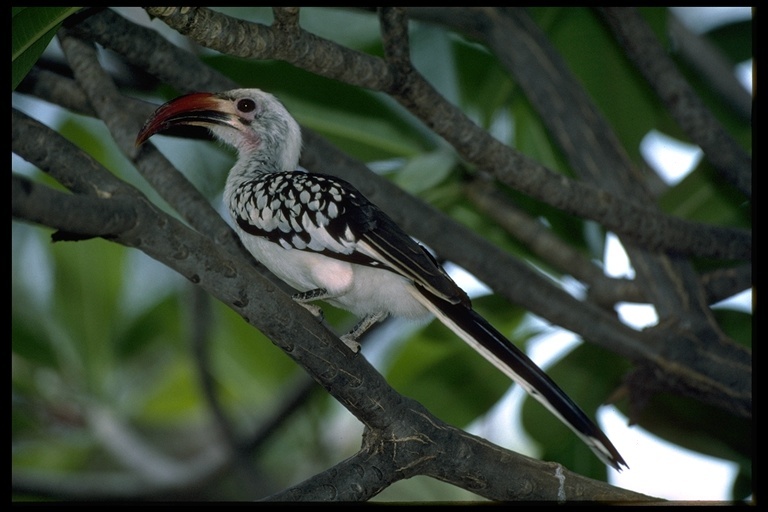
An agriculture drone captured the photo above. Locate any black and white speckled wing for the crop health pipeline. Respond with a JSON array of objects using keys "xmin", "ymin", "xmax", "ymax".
[{"xmin": 229, "ymin": 171, "xmax": 468, "ymax": 305}]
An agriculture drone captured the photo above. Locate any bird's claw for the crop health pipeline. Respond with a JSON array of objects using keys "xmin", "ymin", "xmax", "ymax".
[
  {"xmin": 295, "ymin": 301, "xmax": 324, "ymax": 321},
  {"xmin": 340, "ymin": 333, "xmax": 361, "ymax": 354}
]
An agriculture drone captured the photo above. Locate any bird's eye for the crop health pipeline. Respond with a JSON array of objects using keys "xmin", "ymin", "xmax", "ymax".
[{"xmin": 237, "ymin": 98, "xmax": 256, "ymax": 113}]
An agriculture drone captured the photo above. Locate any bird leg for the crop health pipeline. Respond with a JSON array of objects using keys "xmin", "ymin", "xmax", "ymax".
[
  {"xmin": 340, "ymin": 311, "xmax": 388, "ymax": 353},
  {"xmin": 292, "ymin": 288, "xmax": 329, "ymax": 320},
  {"xmin": 293, "ymin": 289, "xmax": 387, "ymax": 353}
]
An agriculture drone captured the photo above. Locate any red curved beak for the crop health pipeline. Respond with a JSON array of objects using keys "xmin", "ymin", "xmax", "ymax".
[{"xmin": 135, "ymin": 92, "xmax": 232, "ymax": 147}]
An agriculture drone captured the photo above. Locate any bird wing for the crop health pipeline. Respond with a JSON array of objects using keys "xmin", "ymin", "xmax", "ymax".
[{"xmin": 231, "ymin": 170, "xmax": 469, "ymax": 305}]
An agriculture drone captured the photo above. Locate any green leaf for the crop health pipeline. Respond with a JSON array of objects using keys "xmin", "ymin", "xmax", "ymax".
[
  {"xmin": 204, "ymin": 56, "xmax": 435, "ymax": 161},
  {"xmin": 133, "ymin": 357, "xmax": 205, "ymax": 423},
  {"xmin": 114, "ymin": 294, "xmax": 182, "ymax": 359},
  {"xmin": 706, "ymin": 19, "xmax": 753, "ymax": 64},
  {"xmin": 12, "ymin": 434, "xmax": 96, "ymax": 472},
  {"xmin": 658, "ymin": 161, "xmax": 751, "ymax": 227},
  {"xmin": 12, "ymin": 312, "xmax": 59, "ymax": 368},
  {"xmin": 453, "ymin": 39, "xmax": 516, "ymax": 128},
  {"xmin": 12, "ymin": 7, "xmax": 81, "ymax": 90},
  {"xmin": 49, "ymin": 237, "xmax": 125, "ymax": 394},
  {"xmin": 387, "ymin": 329, "xmax": 511, "ymax": 427},
  {"xmin": 209, "ymin": 301, "xmax": 300, "ymax": 406},
  {"xmin": 410, "ymin": 22, "xmax": 460, "ymax": 104},
  {"xmin": 536, "ymin": 8, "xmax": 671, "ymax": 164},
  {"xmin": 511, "ymin": 93, "xmax": 568, "ymax": 174},
  {"xmin": 711, "ymin": 308, "xmax": 751, "ymax": 349},
  {"xmin": 392, "ymin": 149, "xmax": 457, "ymax": 195},
  {"xmin": 387, "ymin": 295, "xmax": 526, "ymax": 427}
]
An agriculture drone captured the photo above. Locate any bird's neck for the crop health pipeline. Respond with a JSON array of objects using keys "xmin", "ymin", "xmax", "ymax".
[
  {"xmin": 222, "ymin": 101, "xmax": 303, "ymax": 201},
  {"xmin": 229, "ymin": 132, "xmax": 301, "ymax": 177},
  {"xmin": 223, "ymin": 137, "xmax": 302, "ymax": 207}
]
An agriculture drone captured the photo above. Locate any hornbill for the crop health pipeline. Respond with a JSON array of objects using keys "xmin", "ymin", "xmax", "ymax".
[{"xmin": 136, "ymin": 88, "xmax": 627, "ymax": 471}]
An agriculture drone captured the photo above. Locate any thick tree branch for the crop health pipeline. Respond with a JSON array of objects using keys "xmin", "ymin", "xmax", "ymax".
[
  {"xmin": 667, "ymin": 13, "xmax": 752, "ymax": 122},
  {"xmin": 11, "ymin": 173, "xmax": 136, "ymax": 238},
  {"xmin": 58, "ymin": 28, "xmax": 241, "ymax": 255},
  {"xmin": 405, "ymin": 6, "xmax": 751, "ymax": 418},
  {"xmin": 599, "ymin": 7, "xmax": 751, "ymax": 198},
  {"xmin": 142, "ymin": 6, "xmax": 750, "ymax": 262},
  {"xmin": 269, "ymin": 421, "xmax": 656, "ymax": 502},
  {"xmin": 60, "ymin": 10, "xmax": 654, "ymax": 372},
  {"xmin": 13, "ymin": 110, "xmax": 658, "ymax": 500},
  {"xmin": 145, "ymin": 6, "xmax": 393, "ymax": 90},
  {"xmin": 464, "ymin": 178, "xmax": 636, "ymax": 304},
  {"xmin": 19, "ymin": 4, "xmax": 749, "ymax": 424},
  {"xmin": 12, "ymin": 6, "xmax": 753, "ymax": 500}
]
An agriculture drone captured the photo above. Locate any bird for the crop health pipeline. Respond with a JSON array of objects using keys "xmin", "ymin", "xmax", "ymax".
[{"xmin": 136, "ymin": 88, "xmax": 627, "ymax": 471}]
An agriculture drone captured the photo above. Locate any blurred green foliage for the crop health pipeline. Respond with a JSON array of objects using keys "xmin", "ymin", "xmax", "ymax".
[{"xmin": 12, "ymin": 7, "xmax": 751, "ymax": 501}]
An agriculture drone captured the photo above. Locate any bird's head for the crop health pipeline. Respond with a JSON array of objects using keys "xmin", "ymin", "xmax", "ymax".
[{"xmin": 136, "ymin": 88, "xmax": 302, "ymax": 172}]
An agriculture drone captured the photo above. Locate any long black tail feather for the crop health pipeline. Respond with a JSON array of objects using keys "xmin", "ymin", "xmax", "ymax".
[{"xmin": 412, "ymin": 286, "xmax": 627, "ymax": 471}]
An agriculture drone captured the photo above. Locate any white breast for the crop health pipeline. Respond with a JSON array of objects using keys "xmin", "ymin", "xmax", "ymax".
[{"xmin": 239, "ymin": 233, "xmax": 431, "ymax": 320}]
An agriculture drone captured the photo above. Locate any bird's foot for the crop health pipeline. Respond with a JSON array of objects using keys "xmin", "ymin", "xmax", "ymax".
[
  {"xmin": 292, "ymin": 288, "xmax": 328, "ymax": 321},
  {"xmin": 340, "ymin": 312, "xmax": 389, "ymax": 354},
  {"xmin": 339, "ymin": 333, "xmax": 361, "ymax": 353}
]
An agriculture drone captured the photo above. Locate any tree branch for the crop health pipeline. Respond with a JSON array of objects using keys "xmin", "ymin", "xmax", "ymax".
[
  {"xmin": 13, "ymin": 111, "xmax": 659, "ymax": 500},
  {"xmin": 143, "ymin": 6, "xmax": 750, "ymax": 261},
  {"xmin": 404, "ymin": 5, "xmax": 751, "ymax": 418},
  {"xmin": 21, "ymin": 3, "xmax": 749, "ymax": 422},
  {"xmin": 61, "ymin": 9, "xmax": 658, "ymax": 377},
  {"xmin": 599, "ymin": 7, "xmax": 751, "ymax": 198},
  {"xmin": 145, "ymin": 6, "xmax": 393, "ymax": 91},
  {"xmin": 267, "ymin": 411, "xmax": 656, "ymax": 502},
  {"xmin": 667, "ymin": 12, "xmax": 752, "ymax": 122},
  {"xmin": 12, "ymin": 6, "xmax": 751, "ymax": 499},
  {"xmin": 11, "ymin": 173, "xmax": 136, "ymax": 238}
]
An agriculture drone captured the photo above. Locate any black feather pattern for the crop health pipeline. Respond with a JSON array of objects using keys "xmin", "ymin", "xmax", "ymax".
[
  {"xmin": 231, "ymin": 170, "xmax": 469, "ymax": 304},
  {"xmin": 414, "ymin": 284, "xmax": 627, "ymax": 470}
]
